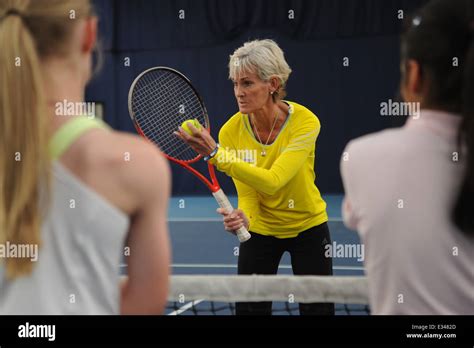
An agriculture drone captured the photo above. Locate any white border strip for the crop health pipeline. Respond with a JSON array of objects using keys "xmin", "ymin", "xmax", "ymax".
[{"xmin": 168, "ymin": 275, "xmax": 369, "ymax": 303}]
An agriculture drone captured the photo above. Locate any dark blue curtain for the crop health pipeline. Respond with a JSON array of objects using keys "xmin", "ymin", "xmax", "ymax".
[{"xmin": 86, "ymin": 0, "xmax": 429, "ymax": 195}]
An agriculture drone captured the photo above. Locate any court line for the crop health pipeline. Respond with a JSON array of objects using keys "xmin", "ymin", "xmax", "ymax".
[
  {"xmin": 120, "ymin": 263, "xmax": 364, "ymax": 271},
  {"xmin": 168, "ymin": 217, "xmax": 344, "ymax": 222},
  {"xmin": 168, "ymin": 299, "xmax": 204, "ymax": 316}
]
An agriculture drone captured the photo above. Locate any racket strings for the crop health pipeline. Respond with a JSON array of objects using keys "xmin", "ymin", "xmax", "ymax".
[{"xmin": 131, "ymin": 69, "xmax": 209, "ymax": 162}]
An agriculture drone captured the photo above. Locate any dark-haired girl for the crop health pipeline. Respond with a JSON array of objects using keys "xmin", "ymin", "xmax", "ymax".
[{"xmin": 341, "ymin": 0, "xmax": 474, "ymax": 314}]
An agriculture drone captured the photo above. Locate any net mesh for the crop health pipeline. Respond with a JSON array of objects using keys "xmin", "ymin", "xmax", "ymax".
[
  {"xmin": 167, "ymin": 275, "xmax": 370, "ymax": 315},
  {"xmin": 130, "ymin": 68, "xmax": 209, "ymax": 161}
]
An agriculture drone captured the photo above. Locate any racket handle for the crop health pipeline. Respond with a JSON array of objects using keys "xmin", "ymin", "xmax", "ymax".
[{"xmin": 212, "ymin": 189, "xmax": 251, "ymax": 243}]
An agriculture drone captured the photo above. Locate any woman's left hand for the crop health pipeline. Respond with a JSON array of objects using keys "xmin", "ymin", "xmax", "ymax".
[
  {"xmin": 216, "ymin": 208, "xmax": 250, "ymax": 233},
  {"xmin": 173, "ymin": 121, "xmax": 217, "ymax": 157}
]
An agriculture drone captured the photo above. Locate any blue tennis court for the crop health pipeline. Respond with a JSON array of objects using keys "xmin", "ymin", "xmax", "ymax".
[{"xmin": 167, "ymin": 194, "xmax": 363, "ymax": 275}]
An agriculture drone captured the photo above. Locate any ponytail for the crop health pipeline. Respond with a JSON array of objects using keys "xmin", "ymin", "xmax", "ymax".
[{"xmin": 0, "ymin": 6, "xmax": 50, "ymax": 279}]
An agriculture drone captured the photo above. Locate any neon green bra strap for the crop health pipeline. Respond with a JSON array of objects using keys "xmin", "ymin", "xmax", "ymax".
[{"xmin": 49, "ymin": 117, "xmax": 110, "ymax": 160}]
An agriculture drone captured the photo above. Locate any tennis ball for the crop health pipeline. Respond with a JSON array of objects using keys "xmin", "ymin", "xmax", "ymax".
[{"xmin": 181, "ymin": 119, "xmax": 202, "ymax": 135}]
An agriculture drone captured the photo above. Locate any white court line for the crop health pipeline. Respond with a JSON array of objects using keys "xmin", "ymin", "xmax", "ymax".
[
  {"xmin": 168, "ymin": 299, "xmax": 204, "ymax": 316},
  {"xmin": 120, "ymin": 263, "xmax": 364, "ymax": 271},
  {"xmin": 168, "ymin": 217, "xmax": 344, "ymax": 222}
]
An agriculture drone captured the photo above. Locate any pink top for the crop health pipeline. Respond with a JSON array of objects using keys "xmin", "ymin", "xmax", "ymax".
[{"xmin": 341, "ymin": 109, "xmax": 474, "ymax": 314}]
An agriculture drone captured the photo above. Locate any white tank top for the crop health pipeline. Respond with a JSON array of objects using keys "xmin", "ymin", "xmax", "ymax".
[{"xmin": 0, "ymin": 118, "xmax": 129, "ymax": 314}]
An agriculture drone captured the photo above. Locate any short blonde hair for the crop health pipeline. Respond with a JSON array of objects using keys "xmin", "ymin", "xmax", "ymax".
[{"xmin": 229, "ymin": 39, "xmax": 292, "ymax": 101}]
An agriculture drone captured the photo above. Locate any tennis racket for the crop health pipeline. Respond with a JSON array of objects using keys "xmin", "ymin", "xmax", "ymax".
[{"xmin": 128, "ymin": 67, "xmax": 251, "ymax": 243}]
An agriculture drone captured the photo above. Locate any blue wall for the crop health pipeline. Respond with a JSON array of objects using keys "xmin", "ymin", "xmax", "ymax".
[{"xmin": 86, "ymin": 0, "xmax": 428, "ymax": 195}]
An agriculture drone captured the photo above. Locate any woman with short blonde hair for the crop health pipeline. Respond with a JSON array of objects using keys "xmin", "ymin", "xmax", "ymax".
[{"xmin": 178, "ymin": 39, "xmax": 333, "ymax": 315}]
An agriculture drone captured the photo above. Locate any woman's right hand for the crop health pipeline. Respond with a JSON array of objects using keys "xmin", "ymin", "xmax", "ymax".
[{"xmin": 216, "ymin": 208, "xmax": 249, "ymax": 233}]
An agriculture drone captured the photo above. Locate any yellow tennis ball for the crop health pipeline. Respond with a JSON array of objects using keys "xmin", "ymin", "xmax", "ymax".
[{"xmin": 181, "ymin": 119, "xmax": 202, "ymax": 135}]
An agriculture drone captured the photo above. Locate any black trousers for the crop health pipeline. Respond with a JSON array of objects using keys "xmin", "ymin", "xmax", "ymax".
[{"xmin": 236, "ymin": 222, "xmax": 334, "ymax": 315}]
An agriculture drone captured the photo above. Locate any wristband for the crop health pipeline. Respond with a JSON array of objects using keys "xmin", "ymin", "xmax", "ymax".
[{"xmin": 204, "ymin": 144, "xmax": 220, "ymax": 161}]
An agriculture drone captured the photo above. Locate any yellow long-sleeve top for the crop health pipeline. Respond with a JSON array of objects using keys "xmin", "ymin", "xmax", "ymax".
[{"xmin": 209, "ymin": 101, "xmax": 328, "ymax": 238}]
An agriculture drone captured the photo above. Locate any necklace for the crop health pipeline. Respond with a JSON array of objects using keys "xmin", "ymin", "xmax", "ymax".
[{"xmin": 251, "ymin": 113, "xmax": 279, "ymax": 157}]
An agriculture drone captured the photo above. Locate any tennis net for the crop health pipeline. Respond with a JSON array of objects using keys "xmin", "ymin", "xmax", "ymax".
[{"xmin": 167, "ymin": 275, "xmax": 369, "ymax": 315}]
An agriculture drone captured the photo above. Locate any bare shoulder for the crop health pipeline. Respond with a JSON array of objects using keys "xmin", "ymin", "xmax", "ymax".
[
  {"xmin": 97, "ymin": 130, "xmax": 170, "ymax": 194},
  {"xmin": 68, "ymin": 128, "xmax": 170, "ymax": 214},
  {"xmin": 99, "ymin": 131, "xmax": 167, "ymax": 171}
]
